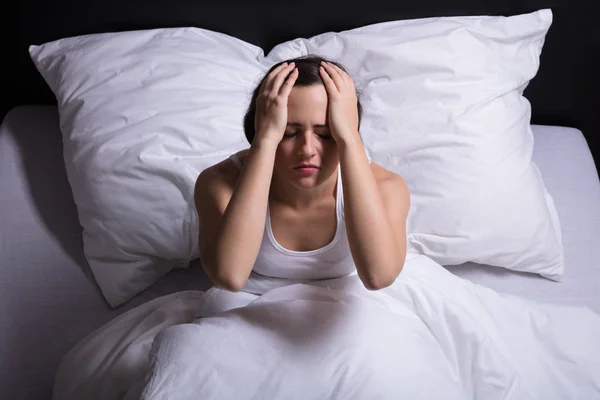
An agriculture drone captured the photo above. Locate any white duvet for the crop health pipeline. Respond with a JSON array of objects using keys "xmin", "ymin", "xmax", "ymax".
[{"xmin": 54, "ymin": 254, "xmax": 600, "ymax": 400}]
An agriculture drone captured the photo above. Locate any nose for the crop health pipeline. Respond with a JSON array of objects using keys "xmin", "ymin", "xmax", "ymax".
[{"xmin": 297, "ymin": 131, "xmax": 316, "ymax": 158}]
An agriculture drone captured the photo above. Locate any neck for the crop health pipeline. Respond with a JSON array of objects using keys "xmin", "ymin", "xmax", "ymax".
[{"xmin": 270, "ymin": 168, "xmax": 338, "ymax": 210}]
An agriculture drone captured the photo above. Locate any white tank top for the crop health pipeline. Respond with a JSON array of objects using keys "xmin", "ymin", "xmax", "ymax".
[{"xmin": 228, "ymin": 153, "xmax": 357, "ymax": 281}]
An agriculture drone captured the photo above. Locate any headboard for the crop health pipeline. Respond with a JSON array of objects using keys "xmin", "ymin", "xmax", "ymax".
[{"xmin": 6, "ymin": 0, "xmax": 599, "ymax": 171}]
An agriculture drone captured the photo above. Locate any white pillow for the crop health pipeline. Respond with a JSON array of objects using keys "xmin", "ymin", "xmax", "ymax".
[
  {"xmin": 30, "ymin": 9, "xmax": 562, "ymax": 307},
  {"xmin": 30, "ymin": 28, "xmax": 260, "ymax": 306},
  {"xmin": 265, "ymin": 8, "xmax": 563, "ymax": 278}
]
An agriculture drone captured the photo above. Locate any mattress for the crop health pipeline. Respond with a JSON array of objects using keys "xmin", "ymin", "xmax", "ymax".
[
  {"xmin": 446, "ymin": 124, "xmax": 600, "ymax": 311},
  {"xmin": 1, "ymin": 105, "xmax": 599, "ymax": 398}
]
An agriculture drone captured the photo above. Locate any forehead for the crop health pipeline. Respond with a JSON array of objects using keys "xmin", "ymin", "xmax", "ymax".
[{"xmin": 287, "ymin": 85, "xmax": 328, "ymax": 119}]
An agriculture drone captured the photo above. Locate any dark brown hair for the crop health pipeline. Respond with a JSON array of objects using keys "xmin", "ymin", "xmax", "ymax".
[{"xmin": 242, "ymin": 55, "xmax": 363, "ymax": 144}]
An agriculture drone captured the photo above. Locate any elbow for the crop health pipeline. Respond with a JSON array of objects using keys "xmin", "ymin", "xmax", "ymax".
[
  {"xmin": 214, "ymin": 278, "xmax": 245, "ymax": 292},
  {"xmin": 211, "ymin": 269, "xmax": 247, "ymax": 292},
  {"xmin": 362, "ymin": 276, "xmax": 394, "ymax": 291},
  {"xmin": 202, "ymin": 261, "xmax": 247, "ymax": 293},
  {"xmin": 361, "ymin": 264, "xmax": 404, "ymax": 291}
]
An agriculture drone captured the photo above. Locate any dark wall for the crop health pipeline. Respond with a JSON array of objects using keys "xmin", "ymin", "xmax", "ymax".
[
  {"xmin": 3, "ymin": 2, "xmax": 19, "ymax": 121},
  {"xmin": 5, "ymin": 0, "xmax": 599, "ymax": 171}
]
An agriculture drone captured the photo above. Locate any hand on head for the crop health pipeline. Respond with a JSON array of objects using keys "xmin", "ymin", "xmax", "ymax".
[
  {"xmin": 318, "ymin": 61, "xmax": 360, "ymax": 144},
  {"xmin": 253, "ymin": 62, "xmax": 298, "ymax": 146}
]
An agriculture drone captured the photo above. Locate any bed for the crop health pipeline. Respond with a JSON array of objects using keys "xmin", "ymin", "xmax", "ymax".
[
  {"xmin": 2, "ymin": 1, "xmax": 600, "ymax": 399},
  {"xmin": 1, "ymin": 105, "xmax": 598, "ymax": 398}
]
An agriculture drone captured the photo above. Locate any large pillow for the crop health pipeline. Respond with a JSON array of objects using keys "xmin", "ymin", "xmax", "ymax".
[
  {"xmin": 265, "ymin": 8, "xmax": 562, "ymax": 277},
  {"xmin": 29, "ymin": 9, "xmax": 562, "ymax": 307},
  {"xmin": 29, "ymin": 28, "xmax": 260, "ymax": 306}
]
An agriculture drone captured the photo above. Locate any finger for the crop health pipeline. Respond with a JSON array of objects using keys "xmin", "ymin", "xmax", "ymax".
[
  {"xmin": 321, "ymin": 61, "xmax": 344, "ymax": 91},
  {"xmin": 319, "ymin": 65, "xmax": 339, "ymax": 95},
  {"xmin": 260, "ymin": 62, "xmax": 291, "ymax": 92},
  {"xmin": 327, "ymin": 62, "xmax": 354, "ymax": 87},
  {"xmin": 268, "ymin": 62, "xmax": 296, "ymax": 95},
  {"xmin": 279, "ymin": 67, "xmax": 299, "ymax": 98}
]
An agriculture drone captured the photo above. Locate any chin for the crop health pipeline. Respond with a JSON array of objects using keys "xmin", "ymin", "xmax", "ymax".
[
  {"xmin": 290, "ymin": 176, "xmax": 321, "ymax": 190},
  {"xmin": 295, "ymin": 169, "xmax": 338, "ymax": 189}
]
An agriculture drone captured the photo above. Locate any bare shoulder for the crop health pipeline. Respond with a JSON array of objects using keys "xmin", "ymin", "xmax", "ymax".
[
  {"xmin": 194, "ymin": 149, "xmax": 248, "ymax": 198},
  {"xmin": 370, "ymin": 162, "xmax": 408, "ymax": 188},
  {"xmin": 370, "ymin": 162, "xmax": 410, "ymax": 205}
]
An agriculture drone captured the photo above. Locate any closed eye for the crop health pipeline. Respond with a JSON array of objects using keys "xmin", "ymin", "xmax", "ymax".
[{"xmin": 283, "ymin": 132, "xmax": 333, "ymax": 140}]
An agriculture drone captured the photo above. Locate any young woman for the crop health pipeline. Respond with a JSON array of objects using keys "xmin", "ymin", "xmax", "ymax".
[{"xmin": 194, "ymin": 56, "xmax": 410, "ymax": 292}]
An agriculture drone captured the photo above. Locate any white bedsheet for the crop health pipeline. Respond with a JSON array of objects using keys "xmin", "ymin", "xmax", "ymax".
[{"xmin": 54, "ymin": 254, "xmax": 600, "ymax": 400}]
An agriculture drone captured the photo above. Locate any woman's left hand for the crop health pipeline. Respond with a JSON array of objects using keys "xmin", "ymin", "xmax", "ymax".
[{"xmin": 319, "ymin": 61, "xmax": 361, "ymax": 144}]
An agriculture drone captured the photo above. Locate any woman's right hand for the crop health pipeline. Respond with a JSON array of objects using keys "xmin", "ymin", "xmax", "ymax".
[{"xmin": 253, "ymin": 62, "xmax": 299, "ymax": 146}]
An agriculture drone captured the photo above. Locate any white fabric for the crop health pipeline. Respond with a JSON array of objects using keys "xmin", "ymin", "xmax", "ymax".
[
  {"xmin": 228, "ymin": 154, "xmax": 357, "ymax": 281},
  {"xmin": 29, "ymin": 9, "xmax": 561, "ymax": 307},
  {"xmin": 1, "ymin": 103, "xmax": 597, "ymax": 397},
  {"xmin": 447, "ymin": 125, "xmax": 600, "ymax": 312},
  {"xmin": 53, "ymin": 254, "xmax": 600, "ymax": 400},
  {"xmin": 29, "ymin": 29, "xmax": 262, "ymax": 306},
  {"xmin": 266, "ymin": 9, "xmax": 563, "ymax": 279}
]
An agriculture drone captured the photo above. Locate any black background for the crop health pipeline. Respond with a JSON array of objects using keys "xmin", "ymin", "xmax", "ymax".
[{"xmin": 3, "ymin": 0, "xmax": 599, "ymax": 172}]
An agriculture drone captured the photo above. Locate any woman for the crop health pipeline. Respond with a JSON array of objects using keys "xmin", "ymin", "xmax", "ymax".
[{"xmin": 194, "ymin": 55, "xmax": 410, "ymax": 292}]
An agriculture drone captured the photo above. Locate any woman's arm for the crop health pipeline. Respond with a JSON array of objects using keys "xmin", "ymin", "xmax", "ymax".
[
  {"xmin": 338, "ymin": 139, "xmax": 410, "ymax": 290},
  {"xmin": 195, "ymin": 141, "xmax": 278, "ymax": 292},
  {"xmin": 318, "ymin": 60, "xmax": 409, "ymax": 290},
  {"xmin": 195, "ymin": 62, "xmax": 299, "ymax": 291}
]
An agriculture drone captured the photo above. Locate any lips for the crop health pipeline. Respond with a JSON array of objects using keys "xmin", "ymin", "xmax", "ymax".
[
  {"xmin": 294, "ymin": 164, "xmax": 319, "ymax": 169},
  {"xmin": 293, "ymin": 163, "xmax": 320, "ymax": 176}
]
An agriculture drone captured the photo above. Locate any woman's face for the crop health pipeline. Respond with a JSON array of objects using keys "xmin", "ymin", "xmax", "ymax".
[{"xmin": 274, "ymin": 84, "xmax": 339, "ymax": 191}]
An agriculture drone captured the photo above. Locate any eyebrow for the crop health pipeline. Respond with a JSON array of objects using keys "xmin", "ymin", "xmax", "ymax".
[{"xmin": 286, "ymin": 123, "xmax": 329, "ymax": 128}]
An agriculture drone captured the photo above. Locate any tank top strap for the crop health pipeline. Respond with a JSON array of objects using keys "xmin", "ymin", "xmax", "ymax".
[
  {"xmin": 336, "ymin": 163, "xmax": 345, "ymax": 221},
  {"xmin": 229, "ymin": 153, "xmax": 242, "ymax": 170},
  {"xmin": 366, "ymin": 148, "xmax": 373, "ymax": 164}
]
